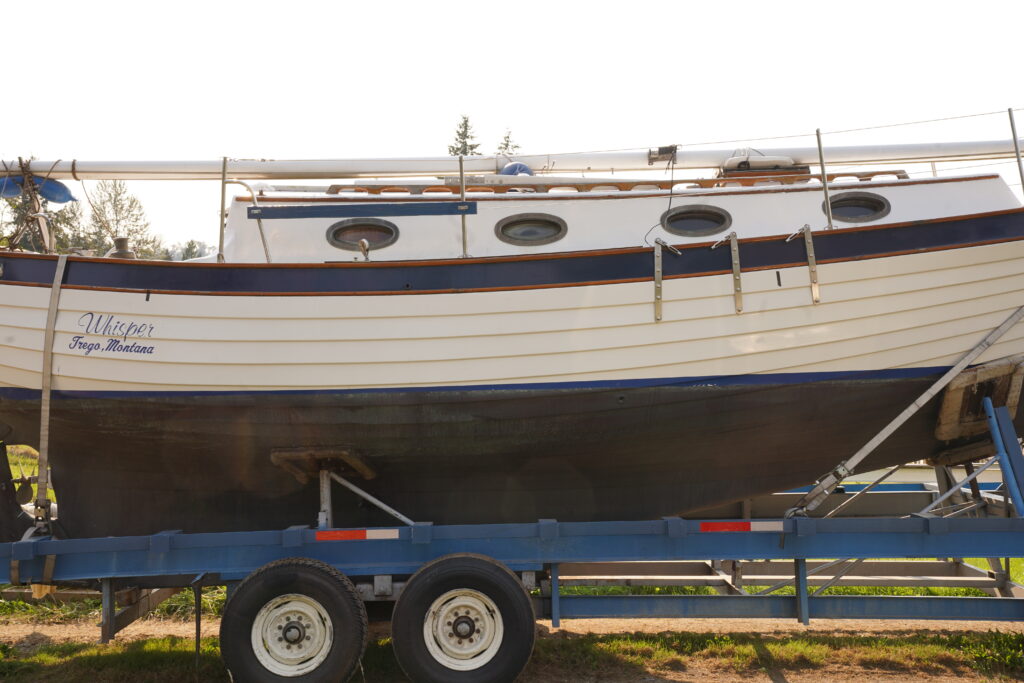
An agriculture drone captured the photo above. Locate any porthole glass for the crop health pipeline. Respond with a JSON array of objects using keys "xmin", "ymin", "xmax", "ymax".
[
  {"xmin": 326, "ymin": 218, "xmax": 399, "ymax": 251},
  {"xmin": 661, "ymin": 205, "xmax": 732, "ymax": 237},
  {"xmin": 825, "ymin": 192, "xmax": 891, "ymax": 223},
  {"xmin": 495, "ymin": 213, "xmax": 567, "ymax": 246}
]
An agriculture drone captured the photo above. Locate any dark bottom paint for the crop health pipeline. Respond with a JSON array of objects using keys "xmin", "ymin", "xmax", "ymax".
[{"xmin": 0, "ymin": 374, "xmax": 991, "ymax": 539}]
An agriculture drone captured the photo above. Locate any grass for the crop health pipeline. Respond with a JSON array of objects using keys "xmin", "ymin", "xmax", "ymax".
[
  {"xmin": 0, "ymin": 587, "xmax": 227, "ymax": 624},
  {"xmin": 2, "ymin": 631, "xmax": 1024, "ymax": 681}
]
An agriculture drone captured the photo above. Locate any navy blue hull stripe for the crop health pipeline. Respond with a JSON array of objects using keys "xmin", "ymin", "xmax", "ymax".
[
  {"xmin": 0, "ymin": 366, "xmax": 946, "ymax": 400},
  {"xmin": 0, "ymin": 211, "xmax": 1021, "ymax": 294},
  {"xmin": 248, "ymin": 201, "xmax": 476, "ymax": 219}
]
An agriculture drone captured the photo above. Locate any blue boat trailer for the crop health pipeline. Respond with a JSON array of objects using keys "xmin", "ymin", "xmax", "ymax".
[{"xmin": 2, "ymin": 400, "xmax": 1024, "ymax": 682}]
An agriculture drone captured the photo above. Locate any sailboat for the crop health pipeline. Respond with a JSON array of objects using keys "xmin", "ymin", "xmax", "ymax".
[{"xmin": 3, "ymin": 136, "xmax": 1024, "ymax": 539}]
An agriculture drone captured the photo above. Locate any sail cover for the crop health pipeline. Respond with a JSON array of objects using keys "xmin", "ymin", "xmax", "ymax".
[{"xmin": 0, "ymin": 176, "xmax": 76, "ymax": 203}]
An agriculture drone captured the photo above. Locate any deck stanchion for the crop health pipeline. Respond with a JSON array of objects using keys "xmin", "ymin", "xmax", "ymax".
[
  {"xmin": 816, "ymin": 129, "xmax": 834, "ymax": 230},
  {"xmin": 1009, "ymin": 109, "xmax": 1024, "ymax": 198},
  {"xmin": 459, "ymin": 155, "xmax": 468, "ymax": 257},
  {"xmin": 217, "ymin": 157, "xmax": 227, "ymax": 263}
]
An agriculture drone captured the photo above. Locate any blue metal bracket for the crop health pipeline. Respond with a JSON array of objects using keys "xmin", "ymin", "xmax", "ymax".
[
  {"xmin": 794, "ymin": 558, "xmax": 810, "ymax": 625},
  {"xmin": 550, "ymin": 563, "xmax": 561, "ymax": 628},
  {"xmin": 985, "ymin": 397, "xmax": 1024, "ymax": 513}
]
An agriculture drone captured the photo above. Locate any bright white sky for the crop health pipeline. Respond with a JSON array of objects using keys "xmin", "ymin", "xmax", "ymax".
[{"xmin": 4, "ymin": 0, "xmax": 1023, "ymax": 247}]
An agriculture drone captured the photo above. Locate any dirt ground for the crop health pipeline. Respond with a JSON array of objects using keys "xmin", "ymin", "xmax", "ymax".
[{"xmin": 3, "ymin": 617, "xmax": 1022, "ymax": 682}]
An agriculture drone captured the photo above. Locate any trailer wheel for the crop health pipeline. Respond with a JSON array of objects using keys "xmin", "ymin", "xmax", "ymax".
[
  {"xmin": 392, "ymin": 554, "xmax": 534, "ymax": 683},
  {"xmin": 220, "ymin": 557, "xmax": 367, "ymax": 682}
]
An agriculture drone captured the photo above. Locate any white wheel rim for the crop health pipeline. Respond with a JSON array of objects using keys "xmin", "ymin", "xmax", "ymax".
[
  {"xmin": 250, "ymin": 593, "xmax": 334, "ymax": 677},
  {"xmin": 423, "ymin": 588, "xmax": 504, "ymax": 671}
]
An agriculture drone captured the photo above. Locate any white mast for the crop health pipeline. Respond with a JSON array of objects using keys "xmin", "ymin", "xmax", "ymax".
[{"xmin": 4, "ymin": 139, "xmax": 1023, "ymax": 180}]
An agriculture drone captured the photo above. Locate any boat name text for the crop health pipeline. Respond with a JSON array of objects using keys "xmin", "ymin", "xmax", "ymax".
[{"xmin": 77, "ymin": 312, "xmax": 156, "ymax": 341}]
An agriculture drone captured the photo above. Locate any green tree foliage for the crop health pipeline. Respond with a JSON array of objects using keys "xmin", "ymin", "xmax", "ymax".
[
  {"xmin": 0, "ymin": 195, "xmax": 84, "ymax": 253},
  {"xmin": 2, "ymin": 180, "xmax": 166, "ymax": 258},
  {"xmin": 447, "ymin": 115, "xmax": 481, "ymax": 156},
  {"xmin": 496, "ymin": 130, "xmax": 520, "ymax": 155},
  {"xmin": 83, "ymin": 180, "xmax": 164, "ymax": 258}
]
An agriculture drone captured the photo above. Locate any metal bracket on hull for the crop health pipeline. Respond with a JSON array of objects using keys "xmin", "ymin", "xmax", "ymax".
[
  {"xmin": 653, "ymin": 239, "xmax": 681, "ymax": 322},
  {"xmin": 787, "ymin": 225, "xmax": 820, "ymax": 304},
  {"xmin": 653, "ymin": 241, "xmax": 663, "ymax": 322},
  {"xmin": 712, "ymin": 232, "xmax": 742, "ymax": 313}
]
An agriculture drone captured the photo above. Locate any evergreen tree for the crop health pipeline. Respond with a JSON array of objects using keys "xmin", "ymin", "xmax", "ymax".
[
  {"xmin": 174, "ymin": 239, "xmax": 213, "ymax": 260},
  {"xmin": 496, "ymin": 130, "xmax": 520, "ymax": 155},
  {"xmin": 447, "ymin": 116, "xmax": 481, "ymax": 156}
]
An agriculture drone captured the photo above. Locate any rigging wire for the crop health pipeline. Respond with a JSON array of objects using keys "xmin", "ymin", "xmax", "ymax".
[{"xmin": 530, "ymin": 107, "xmax": 1024, "ymax": 160}]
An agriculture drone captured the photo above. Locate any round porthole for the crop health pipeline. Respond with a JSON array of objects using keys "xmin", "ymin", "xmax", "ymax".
[
  {"xmin": 660, "ymin": 205, "xmax": 732, "ymax": 237},
  {"xmin": 495, "ymin": 213, "xmax": 567, "ymax": 246},
  {"xmin": 326, "ymin": 218, "xmax": 399, "ymax": 251},
  {"xmin": 825, "ymin": 192, "xmax": 891, "ymax": 223}
]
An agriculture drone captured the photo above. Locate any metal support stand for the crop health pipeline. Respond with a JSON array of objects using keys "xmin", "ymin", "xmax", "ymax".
[
  {"xmin": 318, "ymin": 470, "xmax": 333, "ymax": 529},
  {"xmin": 794, "ymin": 558, "xmax": 809, "ymax": 625},
  {"xmin": 789, "ymin": 304, "xmax": 1024, "ymax": 516},
  {"xmin": 318, "ymin": 469, "xmax": 415, "ymax": 527},
  {"xmin": 550, "ymin": 563, "xmax": 561, "ymax": 628}
]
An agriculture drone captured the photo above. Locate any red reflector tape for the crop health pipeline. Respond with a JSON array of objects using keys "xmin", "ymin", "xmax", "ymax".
[
  {"xmin": 700, "ymin": 521, "xmax": 751, "ymax": 533},
  {"xmin": 699, "ymin": 521, "xmax": 785, "ymax": 533},
  {"xmin": 315, "ymin": 529, "xmax": 400, "ymax": 541},
  {"xmin": 316, "ymin": 529, "xmax": 367, "ymax": 541}
]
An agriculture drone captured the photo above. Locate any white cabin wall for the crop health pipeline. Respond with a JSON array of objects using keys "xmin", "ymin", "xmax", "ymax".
[{"xmin": 221, "ymin": 176, "xmax": 1019, "ymax": 263}]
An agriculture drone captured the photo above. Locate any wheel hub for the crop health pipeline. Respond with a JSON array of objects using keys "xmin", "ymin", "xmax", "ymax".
[
  {"xmin": 251, "ymin": 594, "xmax": 334, "ymax": 677},
  {"xmin": 423, "ymin": 589, "xmax": 504, "ymax": 671}
]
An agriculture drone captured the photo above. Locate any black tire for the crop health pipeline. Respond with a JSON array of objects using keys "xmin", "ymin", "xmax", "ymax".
[
  {"xmin": 220, "ymin": 557, "xmax": 367, "ymax": 682},
  {"xmin": 392, "ymin": 553, "xmax": 535, "ymax": 683}
]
